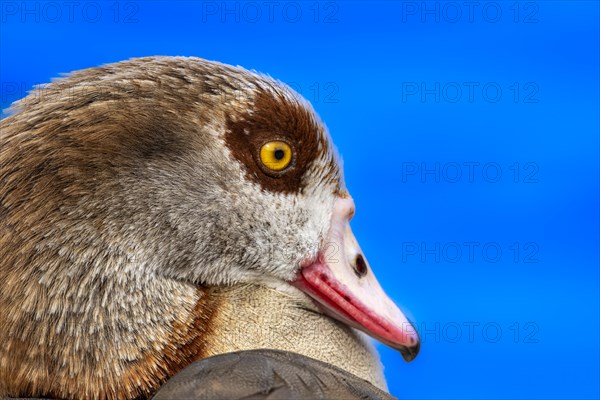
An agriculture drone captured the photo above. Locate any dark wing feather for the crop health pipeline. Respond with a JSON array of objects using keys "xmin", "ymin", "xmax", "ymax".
[{"xmin": 151, "ymin": 349, "xmax": 396, "ymax": 400}]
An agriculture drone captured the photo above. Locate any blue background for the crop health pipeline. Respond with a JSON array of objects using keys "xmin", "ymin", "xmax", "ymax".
[{"xmin": 1, "ymin": 1, "xmax": 598, "ymax": 399}]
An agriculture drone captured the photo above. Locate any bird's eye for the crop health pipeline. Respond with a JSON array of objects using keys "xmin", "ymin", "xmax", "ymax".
[{"xmin": 259, "ymin": 141, "xmax": 293, "ymax": 172}]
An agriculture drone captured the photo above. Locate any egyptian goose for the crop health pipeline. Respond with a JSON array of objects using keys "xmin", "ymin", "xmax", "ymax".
[{"xmin": 0, "ymin": 56, "xmax": 419, "ymax": 399}]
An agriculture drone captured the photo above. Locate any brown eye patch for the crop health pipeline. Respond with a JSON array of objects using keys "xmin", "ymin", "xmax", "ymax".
[{"xmin": 224, "ymin": 86, "xmax": 331, "ymax": 195}]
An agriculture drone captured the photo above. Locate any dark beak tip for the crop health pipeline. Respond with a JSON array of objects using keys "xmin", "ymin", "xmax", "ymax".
[{"xmin": 399, "ymin": 340, "xmax": 421, "ymax": 362}]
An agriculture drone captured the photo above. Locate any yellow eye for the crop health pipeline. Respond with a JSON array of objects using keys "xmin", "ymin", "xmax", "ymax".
[{"xmin": 259, "ymin": 141, "xmax": 293, "ymax": 171}]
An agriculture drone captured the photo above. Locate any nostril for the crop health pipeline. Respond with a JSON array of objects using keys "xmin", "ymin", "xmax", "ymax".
[{"xmin": 353, "ymin": 254, "xmax": 368, "ymax": 278}]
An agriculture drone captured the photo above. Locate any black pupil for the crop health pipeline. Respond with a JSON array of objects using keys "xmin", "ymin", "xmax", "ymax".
[{"xmin": 274, "ymin": 149, "xmax": 285, "ymax": 160}]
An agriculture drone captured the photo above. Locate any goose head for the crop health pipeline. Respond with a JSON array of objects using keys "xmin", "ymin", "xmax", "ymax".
[
  {"xmin": 0, "ymin": 56, "xmax": 419, "ymax": 398},
  {"xmin": 129, "ymin": 57, "xmax": 420, "ymax": 361}
]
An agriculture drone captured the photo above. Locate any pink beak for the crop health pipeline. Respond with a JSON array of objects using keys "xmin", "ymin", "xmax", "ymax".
[{"xmin": 293, "ymin": 197, "xmax": 420, "ymax": 362}]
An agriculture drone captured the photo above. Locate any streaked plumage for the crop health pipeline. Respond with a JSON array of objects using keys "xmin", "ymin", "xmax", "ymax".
[{"xmin": 0, "ymin": 57, "xmax": 418, "ymax": 399}]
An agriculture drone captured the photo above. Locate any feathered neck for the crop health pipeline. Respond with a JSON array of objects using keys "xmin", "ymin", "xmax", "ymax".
[{"xmin": 204, "ymin": 283, "xmax": 387, "ymax": 390}]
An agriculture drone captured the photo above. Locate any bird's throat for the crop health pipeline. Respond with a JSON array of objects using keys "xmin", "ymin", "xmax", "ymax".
[{"xmin": 201, "ymin": 283, "xmax": 388, "ymax": 391}]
